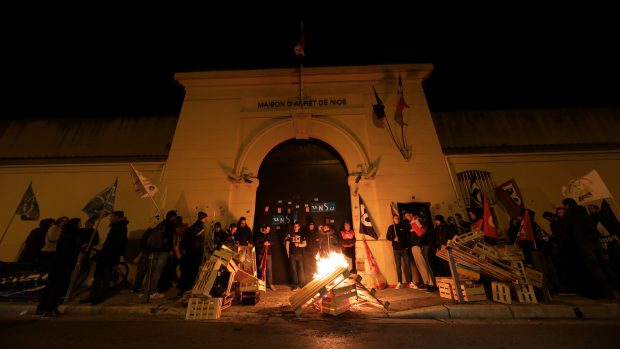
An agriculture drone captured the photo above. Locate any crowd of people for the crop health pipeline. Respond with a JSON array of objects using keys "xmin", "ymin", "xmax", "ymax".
[
  {"xmin": 388, "ymin": 199, "xmax": 620, "ymax": 301},
  {"xmin": 16, "ymin": 197, "xmax": 620, "ymax": 317}
]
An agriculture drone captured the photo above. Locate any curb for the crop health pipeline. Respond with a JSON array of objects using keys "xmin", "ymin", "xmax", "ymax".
[
  {"xmin": 2, "ymin": 302, "xmax": 620, "ymax": 320},
  {"xmin": 389, "ymin": 303, "xmax": 620, "ymax": 320},
  {"xmin": 0, "ymin": 303, "xmax": 185, "ymax": 318}
]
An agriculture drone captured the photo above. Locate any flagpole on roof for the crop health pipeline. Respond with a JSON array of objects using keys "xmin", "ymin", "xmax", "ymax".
[{"xmin": 0, "ymin": 182, "xmax": 31, "ymax": 247}]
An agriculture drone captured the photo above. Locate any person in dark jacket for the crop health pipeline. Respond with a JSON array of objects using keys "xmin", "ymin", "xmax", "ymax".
[
  {"xmin": 434, "ymin": 215, "xmax": 458, "ymax": 276},
  {"xmin": 256, "ymin": 224, "xmax": 276, "ymax": 290},
  {"xmin": 37, "ymin": 218, "xmax": 83, "ymax": 316},
  {"xmin": 303, "ymin": 221, "xmax": 319, "ymax": 280},
  {"xmin": 237, "ymin": 217, "xmax": 253, "ymax": 246},
  {"xmin": 213, "ymin": 222, "xmax": 227, "ymax": 250},
  {"xmin": 147, "ymin": 210, "xmax": 177, "ymax": 300},
  {"xmin": 81, "ymin": 211, "xmax": 128, "ymax": 305},
  {"xmin": 387, "ymin": 215, "xmax": 413, "ymax": 288},
  {"xmin": 285, "ymin": 222, "xmax": 307, "ymax": 290},
  {"xmin": 18, "ymin": 218, "xmax": 54, "ymax": 265},
  {"xmin": 177, "ymin": 212, "xmax": 208, "ymax": 294},
  {"xmin": 563, "ymin": 198, "xmax": 620, "ymax": 300}
]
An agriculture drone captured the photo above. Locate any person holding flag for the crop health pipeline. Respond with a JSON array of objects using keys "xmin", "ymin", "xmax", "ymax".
[
  {"xmin": 386, "ymin": 214, "xmax": 413, "ymax": 288},
  {"xmin": 65, "ymin": 178, "xmax": 118, "ymax": 301},
  {"xmin": 255, "ymin": 224, "xmax": 275, "ymax": 291},
  {"xmin": 404, "ymin": 211, "xmax": 437, "ymax": 291}
]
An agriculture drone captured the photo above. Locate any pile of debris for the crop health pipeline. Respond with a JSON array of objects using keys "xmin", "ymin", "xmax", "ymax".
[
  {"xmin": 185, "ymin": 246, "xmax": 265, "ymax": 320},
  {"xmin": 289, "ymin": 266, "xmax": 389, "ymax": 316},
  {"xmin": 436, "ymin": 230, "xmax": 542, "ymax": 304}
]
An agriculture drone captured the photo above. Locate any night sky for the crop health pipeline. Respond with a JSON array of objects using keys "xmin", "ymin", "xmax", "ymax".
[{"xmin": 3, "ymin": 7, "xmax": 619, "ymax": 119}]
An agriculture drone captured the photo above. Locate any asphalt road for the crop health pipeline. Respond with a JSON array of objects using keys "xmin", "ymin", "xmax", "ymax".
[{"xmin": 1, "ymin": 316, "xmax": 618, "ymax": 349}]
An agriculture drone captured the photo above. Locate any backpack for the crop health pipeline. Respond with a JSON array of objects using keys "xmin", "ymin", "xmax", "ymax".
[{"xmin": 146, "ymin": 224, "xmax": 165, "ymax": 250}]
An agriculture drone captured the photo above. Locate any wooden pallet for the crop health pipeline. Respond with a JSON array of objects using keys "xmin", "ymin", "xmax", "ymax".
[
  {"xmin": 289, "ymin": 266, "xmax": 350, "ymax": 316},
  {"xmin": 437, "ymin": 243, "xmax": 522, "ymax": 283},
  {"xmin": 354, "ymin": 276, "xmax": 390, "ymax": 310},
  {"xmin": 239, "ymin": 276, "xmax": 266, "ymax": 292},
  {"xmin": 435, "ymin": 276, "xmax": 487, "ymax": 302},
  {"xmin": 456, "ymin": 264, "xmax": 481, "ymax": 281},
  {"xmin": 509, "ymin": 261, "xmax": 530, "ymax": 285},
  {"xmin": 437, "ymin": 279, "xmax": 455, "ymax": 300},
  {"xmin": 514, "ymin": 284, "xmax": 538, "ymax": 304},
  {"xmin": 185, "ymin": 297, "xmax": 222, "ymax": 320},
  {"xmin": 192, "ymin": 258, "xmax": 223, "ymax": 296},
  {"xmin": 496, "ymin": 245, "xmax": 525, "ymax": 261},
  {"xmin": 524, "ymin": 267, "xmax": 543, "ymax": 288},
  {"xmin": 452, "ymin": 230, "xmax": 484, "ymax": 246},
  {"xmin": 491, "ymin": 281, "xmax": 512, "ymax": 304},
  {"xmin": 321, "ymin": 281, "xmax": 358, "ymax": 315},
  {"xmin": 472, "ymin": 242, "xmax": 500, "ymax": 260},
  {"xmin": 214, "ymin": 246, "xmax": 236, "ymax": 262}
]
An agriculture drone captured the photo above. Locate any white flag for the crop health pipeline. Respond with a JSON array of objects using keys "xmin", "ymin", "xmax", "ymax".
[
  {"xmin": 130, "ymin": 164, "xmax": 159, "ymax": 198},
  {"xmin": 562, "ymin": 169, "xmax": 612, "ymax": 204}
]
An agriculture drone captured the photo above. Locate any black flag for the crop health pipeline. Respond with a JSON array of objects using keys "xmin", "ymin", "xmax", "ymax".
[{"xmin": 372, "ymin": 86, "xmax": 386, "ymax": 128}]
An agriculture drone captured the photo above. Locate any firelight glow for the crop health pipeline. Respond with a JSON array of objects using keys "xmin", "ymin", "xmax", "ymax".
[{"xmin": 313, "ymin": 252, "xmax": 349, "ymax": 279}]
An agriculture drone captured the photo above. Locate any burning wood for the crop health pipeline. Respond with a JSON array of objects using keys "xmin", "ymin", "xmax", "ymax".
[{"xmin": 289, "ymin": 252, "xmax": 389, "ymax": 316}]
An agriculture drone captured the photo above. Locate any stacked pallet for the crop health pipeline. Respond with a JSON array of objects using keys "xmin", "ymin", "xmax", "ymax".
[
  {"xmin": 436, "ymin": 237, "xmax": 539, "ymax": 304},
  {"xmin": 436, "ymin": 276, "xmax": 487, "ymax": 302},
  {"xmin": 186, "ymin": 246, "xmax": 240, "ymax": 320}
]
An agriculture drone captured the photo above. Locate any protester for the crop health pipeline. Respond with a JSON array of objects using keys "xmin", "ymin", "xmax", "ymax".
[
  {"xmin": 339, "ymin": 221, "xmax": 356, "ymax": 274},
  {"xmin": 177, "ymin": 212, "xmax": 208, "ymax": 295},
  {"xmin": 386, "ymin": 215, "xmax": 413, "ymax": 288},
  {"xmin": 285, "ymin": 222, "xmax": 307, "ymax": 290},
  {"xmin": 18, "ymin": 218, "xmax": 54, "ymax": 265},
  {"xmin": 81, "ymin": 211, "xmax": 128, "ymax": 305},
  {"xmin": 255, "ymin": 224, "xmax": 275, "ymax": 290}
]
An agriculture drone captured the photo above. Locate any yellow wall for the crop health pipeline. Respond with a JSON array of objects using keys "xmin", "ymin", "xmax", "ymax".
[{"xmin": 0, "ymin": 162, "xmax": 165, "ymax": 261}]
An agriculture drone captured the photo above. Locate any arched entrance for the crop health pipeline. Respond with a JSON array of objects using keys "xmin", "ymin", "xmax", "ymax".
[{"xmin": 253, "ymin": 138, "xmax": 352, "ymax": 285}]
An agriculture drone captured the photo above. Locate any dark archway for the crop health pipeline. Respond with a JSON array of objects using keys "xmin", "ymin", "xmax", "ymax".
[{"xmin": 253, "ymin": 138, "xmax": 352, "ymax": 285}]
